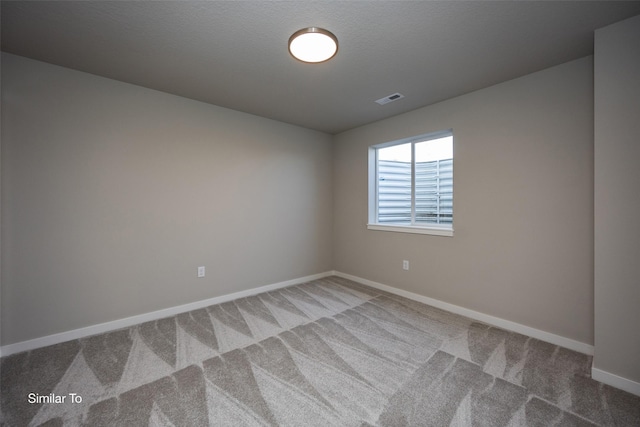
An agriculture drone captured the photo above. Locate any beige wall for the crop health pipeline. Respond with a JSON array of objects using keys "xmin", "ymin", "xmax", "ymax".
[
  {"xmin": 594, "ymin": 15, "xmax": 640, "ymax": 384},
  {"xmin": 1, "ymin": 53, "xmax": 333, "ymax": 345},
  {"xmin": 333, "ymin": 57, "xmax": 594, "ymax": 345},
  {"xmin": 2, "ymin": 29, "xmax": 638, "ymax": 391},
  {"xmin": 0, "ymin": 53, "xmax": 3, "ymax": 348}
]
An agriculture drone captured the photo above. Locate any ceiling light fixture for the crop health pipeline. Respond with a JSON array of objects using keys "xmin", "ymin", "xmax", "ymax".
[{"xmin": 288, "ymin": 27, "xmax": 338, "ymax": 63}]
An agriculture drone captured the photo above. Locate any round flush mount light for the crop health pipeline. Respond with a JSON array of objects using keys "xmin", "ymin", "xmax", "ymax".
[{"xmin": 288, "ymin": 27, "xmax": 338, "ymax": 63}]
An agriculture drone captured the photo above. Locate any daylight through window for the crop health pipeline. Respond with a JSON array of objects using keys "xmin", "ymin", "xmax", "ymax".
[{"xmin": 368, "ymin": 131, "xmax": 453, "ymax": 236}]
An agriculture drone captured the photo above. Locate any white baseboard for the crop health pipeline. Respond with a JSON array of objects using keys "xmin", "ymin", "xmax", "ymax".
[
  {"xmin": 592, "ymin": 367, "xmax": 640, "ymax": 397},
  {"xmin": 0, "ymin": 269, "xmax": 596, "ymax": 360},
  {"xmin": 334, "ymin": 271, "xmax": 595, "ymax": 356},
  {"xmin": 0, "ymin": 271, "xmax": 334, "ymax": 358}
]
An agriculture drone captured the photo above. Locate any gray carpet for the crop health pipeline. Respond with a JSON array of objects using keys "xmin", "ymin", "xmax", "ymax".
[{"xmin": 1, "ymin": 276, "xmax": 639, "ymax": 426}]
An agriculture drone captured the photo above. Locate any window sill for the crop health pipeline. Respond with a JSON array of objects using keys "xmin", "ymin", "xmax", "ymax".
[{"xmin": 367, "ymin": 223, "xmax": 454, "ymax": 237}]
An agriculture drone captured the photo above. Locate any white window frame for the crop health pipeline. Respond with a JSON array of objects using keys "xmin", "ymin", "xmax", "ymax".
[{"xmin": 367, "ymin": 130, "xmax": 454, "ymax": 237}]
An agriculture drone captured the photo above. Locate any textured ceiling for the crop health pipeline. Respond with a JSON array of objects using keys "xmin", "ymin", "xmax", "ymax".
[{"xmin": 2, "ymin": 1, "xmax": 640, "ymax": 134}]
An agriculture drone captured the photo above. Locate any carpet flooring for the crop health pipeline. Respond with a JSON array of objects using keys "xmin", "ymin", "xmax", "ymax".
[{"xmin": 1, "ymin": 276, "xmax": 639, "ymax": 426}]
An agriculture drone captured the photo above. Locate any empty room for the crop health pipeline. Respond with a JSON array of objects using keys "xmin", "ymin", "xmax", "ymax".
[{"xmin": 1, "ymin": 1, "xmax": 640, "ymax": 425}]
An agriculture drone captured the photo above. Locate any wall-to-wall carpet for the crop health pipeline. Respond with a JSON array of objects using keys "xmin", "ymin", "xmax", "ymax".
[{"xmin": 1, "ymin": 276, "xmax": 638, "ymax": 425}]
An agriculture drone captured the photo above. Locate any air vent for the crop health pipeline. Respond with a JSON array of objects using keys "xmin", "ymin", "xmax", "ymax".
[{"xmin": 375, "ymin": 92, "xmax": 405, "ymax": 105}]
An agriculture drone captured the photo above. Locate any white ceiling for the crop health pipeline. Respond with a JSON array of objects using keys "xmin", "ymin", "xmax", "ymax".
[{"xmin": 2, "ymin": 1, "xmax": 640, "ymax": 134}]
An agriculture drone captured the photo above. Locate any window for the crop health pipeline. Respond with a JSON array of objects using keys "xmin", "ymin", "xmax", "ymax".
[{"xmin": 368, "ymin": 130, "xmax": 453, "ymax": 236}]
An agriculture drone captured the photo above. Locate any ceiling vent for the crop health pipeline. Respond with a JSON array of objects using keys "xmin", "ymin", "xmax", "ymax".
[{"xmin": 375, "ymin": 92, "xmax": 405, "ymax": 105}]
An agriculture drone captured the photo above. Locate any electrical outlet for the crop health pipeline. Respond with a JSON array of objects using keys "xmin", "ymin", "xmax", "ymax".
[
  {"xmin": 403, "ymin": 260, "xmax": 409, "ymax": 270},
  {"xmin": 197, "ymin": 266, "xmax": 205, "ymax": 278}
]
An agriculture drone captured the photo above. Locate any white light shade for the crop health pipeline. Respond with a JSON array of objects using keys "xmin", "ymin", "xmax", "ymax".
[{"xmin": 289, "ymin": 27, "xmax": 338, "ymax": 63}]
